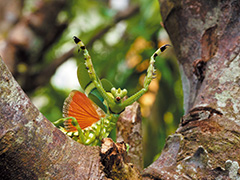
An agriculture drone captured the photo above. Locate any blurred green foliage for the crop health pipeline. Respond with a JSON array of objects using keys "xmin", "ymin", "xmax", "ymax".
[{"xmin": 30, "ymin": 0, "xmax": 183, "ymax": 168}]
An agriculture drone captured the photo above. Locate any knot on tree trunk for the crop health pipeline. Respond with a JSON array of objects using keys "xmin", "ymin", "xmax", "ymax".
[{"xmin": 100, "ymin": 138, "xmax": 141, "ymax": 180}]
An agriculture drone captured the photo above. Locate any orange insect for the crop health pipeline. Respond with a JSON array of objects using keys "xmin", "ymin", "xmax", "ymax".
[{"xmin": 54, "ymin": 36, "xmax": 170, "ymax": 145}]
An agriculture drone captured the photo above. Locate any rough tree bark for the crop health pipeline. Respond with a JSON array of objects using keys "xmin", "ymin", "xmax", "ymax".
[
  {"xmin": 1, "ymin": 0, "xmax": 240, "ymax": 179},
  {"xmin": 0, "ymin": 58, "xmax": 141, "ymax": 179},
  {"xmin": 143, "ymin": 0, "xmax": 240, "ymax": 179},
  {"xmin": 0, "ymin": 58, "xmax": 105, "ymax": 179}
]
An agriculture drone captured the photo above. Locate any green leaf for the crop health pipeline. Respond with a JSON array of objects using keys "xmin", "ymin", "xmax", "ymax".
[
  {"xmin": 101, "ymin": 78, "xmax": 113, "ymax": 92},
  {"xmin": 77, "ymin": 62, "xmax": 91, "ymax": 90}
]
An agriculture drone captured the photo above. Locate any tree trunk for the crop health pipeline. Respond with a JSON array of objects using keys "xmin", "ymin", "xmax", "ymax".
[
  {"xmin": 0, "ymin": 57, "xmax": 141, "ymax": 179},
  {"xmin": 0, "ymin": 57, "xmax": 105, "ymax": 179},
  {"xmin": 143, "ymin": 0, "xmax": 240, "ymax": 179}
]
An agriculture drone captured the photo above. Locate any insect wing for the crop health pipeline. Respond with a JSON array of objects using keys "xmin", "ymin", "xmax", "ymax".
[
  {"xmin": 63, "ymin": 90, "xmax": 103, "ymax": 131},
  {"xmin": 77, "ymin": 62, "xmax": 91, "ymax": 90},
  {"xmin": 87, "ymin": 79, "xmax": 113, "ymax": 112},
  {"xmin": 88, "ymin": 89, "xmax": 107, "ymax": 113},
  {"xmin": 101, "ymin": 79, "xmax": 113, "ymax": 92}
]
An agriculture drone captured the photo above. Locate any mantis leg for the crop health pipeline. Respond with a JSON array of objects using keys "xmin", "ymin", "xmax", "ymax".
[
  {"xmin": 53, "ymin": 118, "xmax": 66, "ymax": 128},
  {"xmin": 70, "ymin": 117, "xmax": 86, "ymax": 143},
  {"xmin": 54, "ymin": 117, "xmax": 88, "ymax": 144},
  {"xmin": 73, "ymin": 36, "xmax": 115, "ymax": 107},
  {"xmin": 69, "ymin": 117, "xmax": 102, "ymax": 145},
  {"xmin": 121, "ymin": 44, "xmax": 171, "ymax": 107}
]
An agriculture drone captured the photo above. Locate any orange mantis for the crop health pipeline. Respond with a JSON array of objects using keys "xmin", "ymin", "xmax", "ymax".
[{"xmin": 54, "ymin": 36, "xmax": 170, "ymax": 145}]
